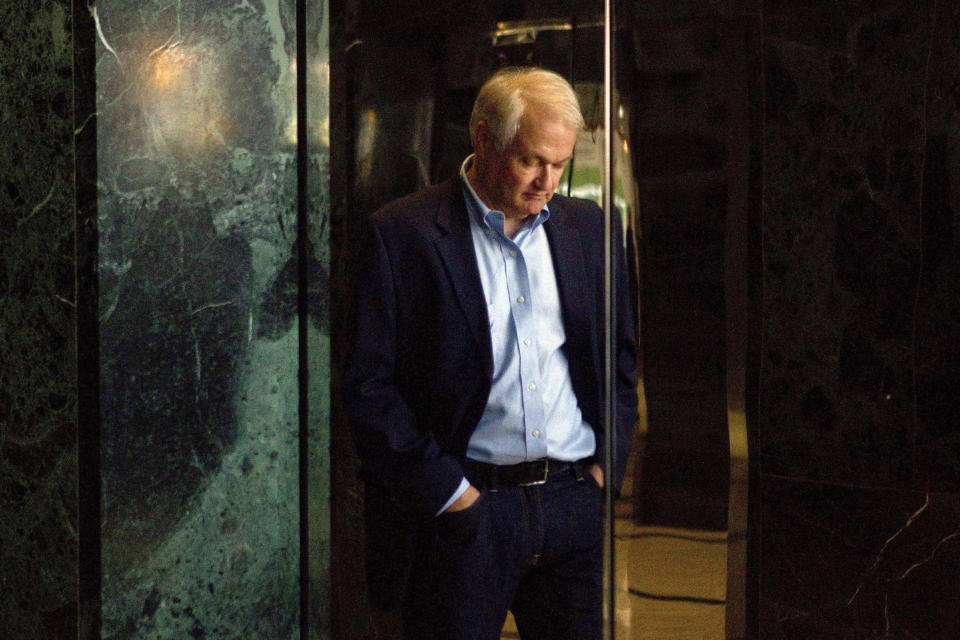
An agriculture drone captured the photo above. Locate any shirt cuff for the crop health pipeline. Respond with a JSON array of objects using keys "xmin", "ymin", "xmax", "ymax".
[{"xmin": 436, "ymin": 477, "xmax": 471, "ymax": 516}]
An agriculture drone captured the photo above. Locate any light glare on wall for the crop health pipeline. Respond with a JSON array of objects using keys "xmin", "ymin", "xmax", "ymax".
[{"xmin": 143, "ymin": 45, "xmax": 225, "ymax": 155}]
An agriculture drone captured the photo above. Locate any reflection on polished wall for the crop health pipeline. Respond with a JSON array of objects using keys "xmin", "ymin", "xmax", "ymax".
[
  {"xmin": 620, "ymin": 5, "xmax": 757, "ymax": 638},
  {"xmin": 625, "ymin": 1, "xmax": 960, "ymax": 637},
  {"xmin": 1, "ymin": 0, "xmax": 330, "ymax": 638},
  {"xmin": 93, "ymin": 0, "xmax": 330, "ymax": 636}
]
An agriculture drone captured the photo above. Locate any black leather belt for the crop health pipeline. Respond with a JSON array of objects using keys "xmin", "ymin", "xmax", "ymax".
[{"xmin": 463, "ymin": 458, "xmax": 589, "ymax": 488}]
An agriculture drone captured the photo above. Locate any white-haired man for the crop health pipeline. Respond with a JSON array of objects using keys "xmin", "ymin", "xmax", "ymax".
[{"xmin": 343, "ymin": 67, "xmax": 638, "ymax": 639}]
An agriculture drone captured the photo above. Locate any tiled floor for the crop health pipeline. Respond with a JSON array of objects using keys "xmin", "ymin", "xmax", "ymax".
[{"xmin": 612, "ymin": 522, "xmax": 727, "ymax": 639}]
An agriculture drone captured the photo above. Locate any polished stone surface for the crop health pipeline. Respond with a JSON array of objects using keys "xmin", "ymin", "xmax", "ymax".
[
  {"xmin": 756, "ymin": 0, "xmax": 960, "ymax": 637},
  {"xmin": 628, "ymin": 5, "xmax": 754, "ymax": 536},
  {"xmin": 760, "ymin": 0, "xmax": 951, "ymax": 489},
  {"xmin": 306, "ymin": 4, "xmax": 333, "ymax": 634},
  {"xmin": 624, "ymin": 11, "xmax": 760, "ymax": 639},
  {"xmin": 621, "ymin": 0, "xmax": 960, "ymax": 637},
  {"xmin": 0, "ymin": 1, "xmax": 78, "ymax": 638},
  {"xmin": 759, "ymin": 479, "xmax": 960, "ymax": 639},
  {"xmin": 93, "ymin": 0, "xmax": 329, "ymax": 636}
]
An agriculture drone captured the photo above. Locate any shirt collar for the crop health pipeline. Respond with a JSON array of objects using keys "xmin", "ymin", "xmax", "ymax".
[{"xmin": 459, "ymin": 154, "xmax": 551, "ymax": 236}]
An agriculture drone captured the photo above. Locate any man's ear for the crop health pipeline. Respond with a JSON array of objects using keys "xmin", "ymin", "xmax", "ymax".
[{"xmin": 473, "ymin": 120, "xmax": 493, "ymax": 160}]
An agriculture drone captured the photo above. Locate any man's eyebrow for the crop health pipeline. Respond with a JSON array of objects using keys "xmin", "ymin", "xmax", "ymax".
[{"xmin": 529, "ymin": 152, "xmax": 574, "ymax": 164}]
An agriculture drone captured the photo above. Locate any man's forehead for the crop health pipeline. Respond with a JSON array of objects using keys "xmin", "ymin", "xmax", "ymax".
[{"xmin": 514, "ymin": 114, "xmax": 577, "ymax": 148}]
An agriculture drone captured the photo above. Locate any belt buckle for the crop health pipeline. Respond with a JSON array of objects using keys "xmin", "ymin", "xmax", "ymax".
[{"xmin": 518, "ymin": 459, "xmax": 549, "ymax": 486}]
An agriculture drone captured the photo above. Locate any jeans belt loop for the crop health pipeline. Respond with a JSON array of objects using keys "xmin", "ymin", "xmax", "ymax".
[
  {"xmin": 488, "ymin": 464, "xmax": 500, "ymax": 492},
  {"xmin": 571, "ymin": 458, "xmax": 586, "ymax": 481}
]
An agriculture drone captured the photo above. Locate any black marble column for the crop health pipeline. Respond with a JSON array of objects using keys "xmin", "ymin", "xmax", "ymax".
[
  {"xmin": 622, "ymin": 3, "xmax": 763, "ymax": 637},
  {"xmin": 757, "ymin": 1, "xmax": 960, "ymax": 637}
]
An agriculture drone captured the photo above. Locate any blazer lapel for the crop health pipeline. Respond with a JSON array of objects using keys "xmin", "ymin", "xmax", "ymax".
[
  {"xmin": 432, "ymin": 180, "xmax": 493, "ymax": 371},
  {"xmin": 545, "ymin": 200, "xmax": 591, "ymax": 337}
]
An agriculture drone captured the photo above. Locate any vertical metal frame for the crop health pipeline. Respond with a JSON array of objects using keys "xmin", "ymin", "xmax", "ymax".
[
  {"xmin": 296, "ymin": 3, "xmax": 311, "ymax": 636},
  {"xmin": 601, "ymin": 1, "xmax": 617, "ymax": 637},
  {"xmin": 75, "ymin": 1, "xmax": 101, "ymax": 636}
]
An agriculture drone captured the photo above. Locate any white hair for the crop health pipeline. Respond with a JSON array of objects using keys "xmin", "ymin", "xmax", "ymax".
[{"xmin": 469, "ymin": 67, "xmax": 585, "ymax": 150}]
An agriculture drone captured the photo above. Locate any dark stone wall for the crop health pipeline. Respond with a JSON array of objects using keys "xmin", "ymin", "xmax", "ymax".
[
  {"xmin": 628, "ymin": 14, "xmax": 755, "ymax": 532},
  {"xmin": 624, "ymin": 1, "xmax": 960, "ymax": 637},
  {"xmin": 0, "ymin": 1, "xmax": 79, "ymax": 638},
  {"xmin": 758, "ymin": 1, "xmax": 960, "ymax": 637}
]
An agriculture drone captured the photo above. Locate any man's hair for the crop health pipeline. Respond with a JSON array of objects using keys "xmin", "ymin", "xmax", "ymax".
[{"xmin": 469, "ymin": 67, "xmax": 585, "ymax": 150}]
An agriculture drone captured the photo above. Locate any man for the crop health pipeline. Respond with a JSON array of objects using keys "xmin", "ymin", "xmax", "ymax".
[{"xmin": 342, "ymin": 67, "xmax": 638, "ymax": 639}]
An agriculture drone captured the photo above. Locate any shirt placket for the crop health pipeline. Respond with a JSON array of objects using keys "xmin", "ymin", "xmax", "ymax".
[{"xmin": 501, "ymin": 236, "xmax": 548, "ymax": 460}]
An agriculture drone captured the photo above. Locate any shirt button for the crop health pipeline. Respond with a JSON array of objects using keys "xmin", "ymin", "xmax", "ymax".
[
  {"xmin": 528, "ymin": 383, "xmax": 537, "ymax": 390},
  {"xmin": 532, "ymin": 429, "xmax": 541, "ymax": 438},
  {"xmin": 523, "ymin": 338, "xmax": 531, "ymax": 346},
  {"xmin": 516, "ymin": 295, "xmax": 525, "ymax": 303},
  {"xmin": 510, "ymin": 250, "xmax": 517, "ymax": 257}
]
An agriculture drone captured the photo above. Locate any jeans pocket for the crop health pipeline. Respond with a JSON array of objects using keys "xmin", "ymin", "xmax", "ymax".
[{"xmin": 436, "ymin": 490, "xmax": 487, "ymax": 547}]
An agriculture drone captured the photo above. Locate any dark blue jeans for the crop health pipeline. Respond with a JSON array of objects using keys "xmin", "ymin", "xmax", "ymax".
[{"xmin": 402, "ymin": 469, "xmax": 605, "ymax": 640}]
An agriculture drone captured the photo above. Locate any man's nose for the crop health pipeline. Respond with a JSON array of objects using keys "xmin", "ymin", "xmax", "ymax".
[{"xmin": 535, "ymin": 164, "xmax": 557, "ymax": 188}]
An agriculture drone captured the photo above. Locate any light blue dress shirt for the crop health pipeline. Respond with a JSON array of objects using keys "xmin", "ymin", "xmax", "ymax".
[{"xmin": 439, "ymin": 156, "xmax": 595, "ymax": 513}]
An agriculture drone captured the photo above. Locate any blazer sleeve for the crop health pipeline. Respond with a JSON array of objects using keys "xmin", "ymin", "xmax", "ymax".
[{"xmin": 341, "ymin": 214, "xmax": 465, "ymax": 520}]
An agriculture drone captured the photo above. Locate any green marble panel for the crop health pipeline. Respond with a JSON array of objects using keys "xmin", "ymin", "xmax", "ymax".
[
  {"xmin": 93, "ymin": 0, "xmax": 329, "ymax": 637},
  {"xmin": 305, "ymin": 3, "xmax": 331, "ymax": 637},
  {"xmin": 0, "ymin": 1, "xmax": 78, "ymax": 638}
]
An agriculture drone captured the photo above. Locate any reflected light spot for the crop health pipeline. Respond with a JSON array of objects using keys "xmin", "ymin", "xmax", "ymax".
[
  {"xmin": 358, "ymin": 109, "xmax": 376, "ymax": 155},
  {"xmin": 285, "ymin": 116, "xmax": 298, "ymax": 145},
  {"xmin": 357, "ymin": 109, "xmax": 377, "ymax": 181},
  {"xmin": 316, "ymin": 116, "xmax": 329, "ymax": 147},
  {"xmin": 150, "ymin": 51, "xmax": 182, "ymax": 90},
  {"xmin": 728, "ymin": 409, "xmax": 748, "ymax": 459},
  {"xmin": 141, "ymin": 44, "xmax": 229, "ymax": 155}
]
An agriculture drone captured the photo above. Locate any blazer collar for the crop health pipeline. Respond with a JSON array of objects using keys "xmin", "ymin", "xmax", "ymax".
[{"xmin": 542, "ymin": 198, "xmax": 591, "ymax": 338}]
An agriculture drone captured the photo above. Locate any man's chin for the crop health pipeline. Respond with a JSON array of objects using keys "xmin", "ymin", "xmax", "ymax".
[{"xmin": 521, "ymin": 197, "xmax": 550, "ymax": 213}]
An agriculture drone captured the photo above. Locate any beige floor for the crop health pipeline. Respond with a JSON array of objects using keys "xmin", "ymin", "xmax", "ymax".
[{"xmin": 500, "ymin": 521, "xmax": 728, "ymax": 639}]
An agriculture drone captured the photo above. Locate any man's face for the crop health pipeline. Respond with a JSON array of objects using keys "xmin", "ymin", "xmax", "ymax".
[{"xmin": 474, "ymin": 105, "xmax": 577, "ymax": 221}]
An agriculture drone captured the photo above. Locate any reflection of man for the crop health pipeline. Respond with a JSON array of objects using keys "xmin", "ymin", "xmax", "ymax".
[{"xmin": 343, "ymin": 67, "xmax": 638, "ymax": 639}]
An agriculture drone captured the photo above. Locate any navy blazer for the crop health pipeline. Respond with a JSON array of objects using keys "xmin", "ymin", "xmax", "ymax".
[{"xmin": 342, "ymin": 177, "xmax": 638, "ymax": 605}]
